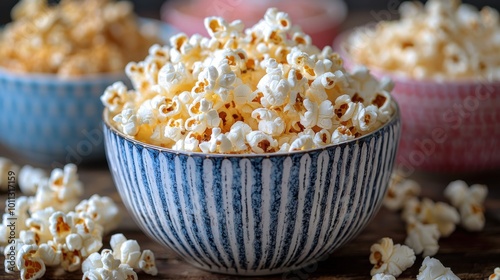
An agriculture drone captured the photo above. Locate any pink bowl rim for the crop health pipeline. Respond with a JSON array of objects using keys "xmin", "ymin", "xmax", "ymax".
[
  {"xmin": 333, "ymin": 27, "xmax": 500, "ymax": 88},
  {"xmin": 161, "ymin": 0, "xmax": 348, "ymax": 32}
]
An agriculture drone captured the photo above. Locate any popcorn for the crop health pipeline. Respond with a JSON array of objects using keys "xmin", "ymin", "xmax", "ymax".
[
  {"xmin": 82, "ymin": 250, "xmax": 138, "ymax": 280},
  {"xmin": 369, "ymin": 237, "xmax": 416, "ymax": 277},
  {"xmin": 402, "ymin": 198, "xmax": 460, "ymax": 237},
  {"xmin": 109, "ymin": 233, "xmax": 158, "ymax": 275},
  {"xmin": 0, "ymin": 0, "xmax": 158, "ymax": 76},
  {"xmin": 405, "ymin": 217, "xmax": 441, "ymax": 257},
  {"xmin": 75, "ymin": 194, "xmax": 121, "ymax": 234},
  {"xmin": 490, "ymin": 267, "xmax": 500, "ymax": 280},
  {"xmin": 383, "ymin": 176, "xmax": 421, "ymax": 211},
  {"xmin": 444, "ymin": 180, "xmax": 488, "ymax": 231},
  {"xmin": 347, "ymin": 0, "xmax": 500, "ymax": 80},
  {"xmin": 0, "ymin": 157, "xmax": 19, "ymax": 192},
  {"xmin": 372, "ymin": 273, "xmax": 396, "ymax": 280},
  {"xmin": 16, "ymin": 244, "xmax": 45, "ymax": 280},
  {"xmin": 18, "ymin": 165, "xmax": 47, "ymax": 195},
  {"xmin": 416, "ymin": 257, "xmax": 460, "ymax": 280},
  {"xmin": 104, "ymin": 8, "xmax": 396, "ymax": 154}
]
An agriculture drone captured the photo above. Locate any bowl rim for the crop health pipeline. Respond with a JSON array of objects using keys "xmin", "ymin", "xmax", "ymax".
[
  {"xmin": 102, "ymin": 100, "xmax": 400, "ymax": 159},
  {"xmin": 0, "ymin": 17, "xmax": 176, "ymax": 83},
  {"xmin": 333, "ymin": 26, "xmax": 500, "ymax": 87}
]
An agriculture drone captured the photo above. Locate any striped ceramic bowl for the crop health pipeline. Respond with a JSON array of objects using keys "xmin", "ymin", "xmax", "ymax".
[
  {"xmin": 334, "ymin": 29, "xmax": 500, "ymax": 173},
  {"xmin": 103, "ymin": 104, "xmax": 401, "ymax": 276},
  {"xmin": 0, "ymin": 19, "xmax": 177, "ymax": 167}
]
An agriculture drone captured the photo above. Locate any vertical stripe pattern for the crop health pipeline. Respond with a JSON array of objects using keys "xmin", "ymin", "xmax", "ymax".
[{"xmin": 104, "ymin": 114, "xmax": 401, "ymax": 276}]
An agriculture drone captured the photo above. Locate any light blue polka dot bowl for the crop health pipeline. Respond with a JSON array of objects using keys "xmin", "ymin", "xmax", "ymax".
[
  {"xmin": 103, "ymin": 103, "xmax": 401, "ymax": 276},
  {"xmin": 0, "ymin": 19, "xmax": 177, "ymax": 167}
]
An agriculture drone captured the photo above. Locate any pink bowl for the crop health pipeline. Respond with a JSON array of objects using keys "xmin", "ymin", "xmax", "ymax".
[
  {"xmin": 334, "ymin": 30, "xmax": 500, "ymax": 173},
  {"xmin": 161, "ymin": 0, "xmax": 347, "ymax": 48}
]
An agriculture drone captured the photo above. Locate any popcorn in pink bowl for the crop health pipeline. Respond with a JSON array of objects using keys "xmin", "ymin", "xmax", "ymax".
[{"xmin": 334, "ymin": 0, "xmax": 500, "ymax": 173}]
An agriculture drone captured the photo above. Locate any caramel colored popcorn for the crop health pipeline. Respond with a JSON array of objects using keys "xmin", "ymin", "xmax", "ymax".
[
  {"xmin": 347, "ymin": 0, "xmax": 500, "ymax": 81},
  {"xmin": 104, "ymin": 8, "xmax": 396, "ymax": 154},
  {"xmin": 0, "ymin": 0, "xmax": 158, "ymax": 76}
]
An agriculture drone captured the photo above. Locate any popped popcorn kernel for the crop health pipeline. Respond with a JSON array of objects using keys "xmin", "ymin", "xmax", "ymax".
[
  {"xmin": 490, "ymin": 267, "xmax": 500, "ymax": 280},
  {"xmin": 383, "ymin": 175, "xmax": 421, "ymax": 211},
  {"xmin": 369, "ymin": 237, "xmax": 416, "ymax": 277},
  {"xmin": 347, "ymin": 0, "xmax": 500, "ymax": 81},
  {"xmin": 417, "ymin": 256, "xmax": 460, "ymax": 280},
  {"xmin": 0, "ymin": 0, "xmax": 159, "ymax": 76},
  {"xmin": 444, "ymin": 180, "xmax": 488, "ymax": 231},
  {"xmin": 405, "ymin": 217, "xmax": 441, "ymax": 257},
  {"xmin": 104, "ymin": 8, "xmax": 396, "ymax": 154}
]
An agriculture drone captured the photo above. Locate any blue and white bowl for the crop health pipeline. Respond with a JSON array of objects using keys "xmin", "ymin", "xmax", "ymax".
[
  {"xmin": 0, "ymin": 19, "xmax": 177, "ymax": 167},
  {"xmin": 103, "ymin": 104, "xmax": 401, "ymax": 276}
]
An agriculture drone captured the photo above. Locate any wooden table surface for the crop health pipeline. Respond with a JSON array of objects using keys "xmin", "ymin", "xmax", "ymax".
[{"xmin": 1, "ymin": 11, "xmax": 500, "ymax": 280}]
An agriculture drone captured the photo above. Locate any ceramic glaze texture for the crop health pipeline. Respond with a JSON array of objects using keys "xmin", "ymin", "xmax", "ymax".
[{"xmin": 103, "ymin": 109, "xmax": 401, "ymax": 275}]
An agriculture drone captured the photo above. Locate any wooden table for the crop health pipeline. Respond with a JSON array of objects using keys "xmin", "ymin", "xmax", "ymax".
[{"xmin": 0, "ymin": 144, "xmax": 499, "ymax": 280}]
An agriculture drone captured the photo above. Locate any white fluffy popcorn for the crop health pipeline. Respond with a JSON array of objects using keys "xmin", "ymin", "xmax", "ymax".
[
  {"xmin": 104, "ymin": 8, "xmax": 395, "ymax": 154},
  {"xmin": 347, "ymin": 0, "xmax": 500, "ymax": 80},
  {"xmin": 384, "ymin": 175, "xmax": 421, "ymax": 211},
  {"xmin": 403, "ymin": 198, "xmax": 459, "ymax": 238},
  {"xmin": 490, "ymin": 267, "xmax": 500, "ymax": 280},
  {"xmin": 417, "ymin": 257, "xmax": 460, "ymax": 280},
  {"xmin": 372, "ymin": 273, "xmax": 396, "ymax": 280},
  {"xmin": 18, "ymin": 165, "xmax": 47, "ymax": 195},
  {"xmin": 82, "ymin": 249, "xmax": 138, "ymax": 280},
  {"xmin": 369, "ymin": 237, "xmax": 416, "ymax": 277},
  {"xmin": 405, "ymin": 217, "xmax": 441, "ymax": 257},
  {"xmin": 75, "ymin": 195, "xmax": 121, "ymax": 234},
  {"xmin": 16, "ymin": 244, "xmax": 46, "ymax": 280},
  {"xmin": 109, "ymin": 233, "xmax": 158, "ymax": 275},
  {"xmin": 444, "ymin": 180, "xmax": 488, "ymax": 231}
]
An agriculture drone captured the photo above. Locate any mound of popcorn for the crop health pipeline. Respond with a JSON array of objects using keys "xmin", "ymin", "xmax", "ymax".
[
  {"xmin": 0, "ymin": 161, "xmax": 157, "ymax": 280},
  {"xmin": 103, "ymin": 8, "xmax": 395, "ymax": 154},
  {"xmin": 0, "ymin": 0, "xmax": 158, "ymax": 76},
  {"xmin": 347, "ymin": 0, "xmax": 500, "ymax": 81}
]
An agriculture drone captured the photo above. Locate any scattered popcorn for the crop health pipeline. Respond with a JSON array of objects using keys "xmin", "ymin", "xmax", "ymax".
[
  {"xmin": 18, "ymin": 165, "xmax": 48, "ymax": 195},
  {"xmin": 104, "ymin": 8, "xmax": 396, "ymax": 154},
  {"xmin": 75, "ymin": 195, "xmax": 121, "ymax": 234},
  {"xmin": 405, "ymin": 217, "xmax": 441, "ymax": 257},
  {"xmin": 110, "ymin": 233, "xmax": 158, "ymax": 275},
  {"xmin": 31, "ymin": 164, "xmax": 83, "ymax": 213},
  {"xmin": 444, "ymin": 180, "xmax": 488, "ymax": 231},
  {"xmin": 372, "ymin": 273, "xmax": 396, "ymax": 280},
  {"xmin": 347, "ymin": 0, "xmax": 500, "ymax": 81},
  {"xmin": 369, "ymin": 237, "xmax": 416, "ymax": 277},
  {"xmin": 0, "ymin": 163, "xmax": 125, "ymax": 279},
  {"xmin": 0, "ymin": 0, "xmax": 159, "ymax": 76},
  {"xmin": 384, "ymin": 173, "xmax": 421, "ymax": 211},
  {"xmin": 490, "ymin": 267, "xmax": 500, "ymax": 280},
  {"xmin": 0, "ymin": 157, "xmax": 19, "ymax": 192},
  {"xmin": 417, "ymin": 257, "xmax": 460, "ymax": 280},
  {"xmin": 82, "ymin": 249, "xmax": 138, "ymax": 280},
  {"xmin": 402, "ymin": 198, "xmax": 459, "ymax": 237}
]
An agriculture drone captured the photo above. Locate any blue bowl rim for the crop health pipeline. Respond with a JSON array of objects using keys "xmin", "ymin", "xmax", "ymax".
[
  {"xmin": 0, "ymin": 17, "xmax": 176, "ymax": 83},
  {"xmin": 103, "ymin": 101, "xmax": 400, "ymax": 159}
]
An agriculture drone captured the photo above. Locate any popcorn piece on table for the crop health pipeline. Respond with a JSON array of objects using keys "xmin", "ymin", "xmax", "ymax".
[
  {"xmin": 31, "ymin": 164, "xmax": 83, "ymax": 213},
  {"xmin": 16, "ymin": 244, "xmax": 46, "ymax": 280},
  {"xmin": 416, "ymin": 256, "xmax": 460, "ymax": 280},
  {"xmin": 444, "ymin": 180, "xmax": 488, "ymax": 231},
  {"xmin": 82, "ymin": 249, "xmax": 138, "ymax": 280},
  {"xmin": 110, "ymin": 233, "xmax": 158, "ymax": 275},
  {"xmin": 75, "ymin": 194, "xmax": 121, "ymax": 234},
  {"xmin": 369, "ymin": 237, "xmax": 416, "ymax": 277},
  {"xmin": 490, "ymin": 267, "xmax": 500, "ymax": 280},
  {"xmin": 384, "ymin": 174, "xmax": 421, "ymax": 211},
  {"xmin": 372, "ymin": 273, "xmax": 397, "ymax": 280},
  {"xmin": 405, "ymin": 217, "xmax": 440, "ymax": 257},
  {"xmin": 401, "ymin": 197, "xmax": 459, "ymax": 237},
  {"xmin": 18, "ymin": 165, "xmax": 48, "ymax": 195},
  {"xmin": 0, "ymin": 157, "xmax": 19, "ymax": 191}
]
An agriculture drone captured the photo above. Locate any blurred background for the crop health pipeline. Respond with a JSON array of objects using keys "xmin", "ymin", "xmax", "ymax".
[{"xmin": 1, "ymin": 0, "xmax": 500, "ymax": 25}]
